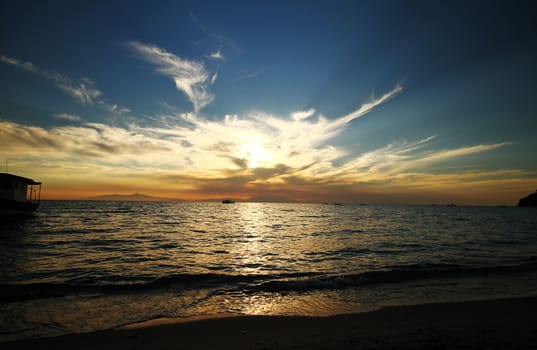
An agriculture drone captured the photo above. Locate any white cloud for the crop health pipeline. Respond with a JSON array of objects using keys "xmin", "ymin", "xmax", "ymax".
[
  {"xmin": 329, "ymin": 83, "xmax": 403, "ymax": 129},
  {"xmin": 208, "ymin": 50, "xmax": 224, "ymax": 60},
  {"xmin": 291, "ymin": 109, "xmax": 315, "ymax": 121},
  {"xmin": 320, "ymin": 136, "xmax": 510, "ymax": 183},
  {"xmin": 0, "ymin": 54, "xmax": 38, "ymax": 72},
  {"xmin": 0, "ymin": 54, "xmax": 128, "ymax": 112},
  {"xmin": 58, "ymin": 80, "xmax": 102, "ymax": 106},
  {"xmin": 54, "ymin": 113, "xmax": 83, "ymax": 122},
  {"xmin": 0, "ymin": 54, "xmax": 102, "ymax": 105},
  {"xmin": 211, "ymin": 72, "xmax": 218, "ymax": 85},
  {"xmin": 126, "ymin": 41, "xmax": 215, "ymax": 112}
]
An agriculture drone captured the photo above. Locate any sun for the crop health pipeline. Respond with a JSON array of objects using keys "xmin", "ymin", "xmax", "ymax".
[{"xmin": 241, "ymin": 143, "xmax": 271, "ymax": 168}]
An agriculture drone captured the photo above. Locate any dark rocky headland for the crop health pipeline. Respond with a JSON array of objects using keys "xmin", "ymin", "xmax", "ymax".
[{"xmin": 518, "ymin": 191, "xmax": 537, "ymax": 207}]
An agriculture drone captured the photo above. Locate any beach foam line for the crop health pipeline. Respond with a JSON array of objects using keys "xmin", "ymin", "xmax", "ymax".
[
  {"xmin": 3, "ymin": 296, "xmax": 537, "ymax": 349},
  {"xmin": 119, "ymin": 313, "xmax": 239, "ymax": 329}
]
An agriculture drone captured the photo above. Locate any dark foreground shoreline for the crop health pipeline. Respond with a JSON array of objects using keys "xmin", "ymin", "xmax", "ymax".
[{"xmin": 4, "ymin": 296, "xmax": 537, "ymax": 349}]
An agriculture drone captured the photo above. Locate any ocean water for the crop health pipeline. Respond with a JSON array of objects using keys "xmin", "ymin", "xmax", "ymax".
[{"xmin": 1, "ymin": 201, "xmax": 537, "ymax": 341}]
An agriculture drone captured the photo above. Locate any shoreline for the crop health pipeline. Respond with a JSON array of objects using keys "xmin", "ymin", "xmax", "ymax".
[{"xmin": 3, "ymin": 296, "xmax": 537, "ymax": 349}]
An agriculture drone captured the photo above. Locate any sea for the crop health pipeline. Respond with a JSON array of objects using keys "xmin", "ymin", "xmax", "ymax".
[{"xmin": 1, "ymin": 201, "xmax": 537, "ymax": 341}]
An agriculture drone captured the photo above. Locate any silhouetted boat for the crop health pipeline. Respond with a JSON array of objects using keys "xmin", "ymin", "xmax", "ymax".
[
  {"xmin": 222, "ymin": 199, "xmax": 235, "ymax": 204},
  {"xmin": 0, "ymin": 173, "xmax": 42, "ymax": 215}
]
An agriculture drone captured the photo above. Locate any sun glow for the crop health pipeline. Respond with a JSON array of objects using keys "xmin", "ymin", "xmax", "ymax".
[{"xmin": 241, "ymin": 143, "xmax": 271, "ymax": 168}]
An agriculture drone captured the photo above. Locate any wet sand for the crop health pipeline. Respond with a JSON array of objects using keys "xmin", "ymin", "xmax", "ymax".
[{"xmin": 3, "ymin": 296, "xmax": 537, "ymax": 349}]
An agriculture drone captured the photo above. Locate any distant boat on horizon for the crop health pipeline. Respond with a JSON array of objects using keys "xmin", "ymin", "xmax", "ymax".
[
  {"xmin": 222, "ymin": 198, "xmax": 235, "ymax": 204},
  {"xmin": 0, "ymin": 173, "xmax": 42, "ymax": 215}
]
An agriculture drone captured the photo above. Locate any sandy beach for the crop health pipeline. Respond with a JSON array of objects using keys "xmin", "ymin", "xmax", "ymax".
[{"xmin": 3, "ymin": 296, "xmax": 537, "ymax": 349}]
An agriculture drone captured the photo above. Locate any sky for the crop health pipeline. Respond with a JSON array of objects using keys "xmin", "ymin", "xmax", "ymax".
[{"xmin": 1, "ymin": 0, "xmax": 536, "ymax": 204}]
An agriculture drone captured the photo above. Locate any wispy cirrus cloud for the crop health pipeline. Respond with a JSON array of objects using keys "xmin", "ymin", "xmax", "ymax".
[
  {"xmin": 234, "ymin": 69, "xmax": 264, "ymax": 82},
  {"xmin": 291, "ymin": 108, "xmax": 316, "ymax": 121},
  {"xmin": 0, "ymin": 54, "xmax": 101, "ymax": 106},
  {"xmin": 0, "ymin": 54, "xmax": 38, "ymax": 72},
  {"xmin": 58, "ymin": 77, "xmax": 102, "ymax": 106},
  {"xmin": 0, "ymin": 54, "xmax": 128, "ymax": 112},
  {"xmin": 306, "ymin": 136, "xmax": 511, "ymax": 185},
  {"xmin": 189, "ymin": 12, "xmax": 242, "ymax": 54},
  {"xmin": 207, "ymin": 50, "xmax": 224, "ymax": 60},
  {"xmin": 126, "ymin": 41, "xmax": 215, "ymax": 112},
  {"xmin": 54, "ymin": 113, "xmax": 84, "ymax": 122}
]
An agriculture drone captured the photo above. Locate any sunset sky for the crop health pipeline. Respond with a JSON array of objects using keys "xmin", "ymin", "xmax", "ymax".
[{"xmin": 1, "ymin": 0, "xmax": 536, "ymax": 204}]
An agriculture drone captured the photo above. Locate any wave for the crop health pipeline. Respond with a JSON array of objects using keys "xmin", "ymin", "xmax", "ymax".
[
  {"xmin": 0, "ymin": 272, "xmax": 314, "ymax": 302},
  {"xmin": 2, "ymin": 258, "xmax": 536, "ymax": 302},
  {"xmin": 250, "ymin": 258, "xmax": 537, "ymax": 293}
]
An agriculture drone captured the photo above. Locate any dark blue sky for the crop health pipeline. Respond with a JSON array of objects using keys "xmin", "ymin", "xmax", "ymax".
[{"xmin": 1, "ymin": 0, "xmax": 536, "ymax": 203}]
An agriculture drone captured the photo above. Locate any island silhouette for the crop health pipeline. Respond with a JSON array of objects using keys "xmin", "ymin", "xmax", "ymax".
[{"xmin": 85, "ymin": 193, "xmax": 182, "ymax": 202}]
